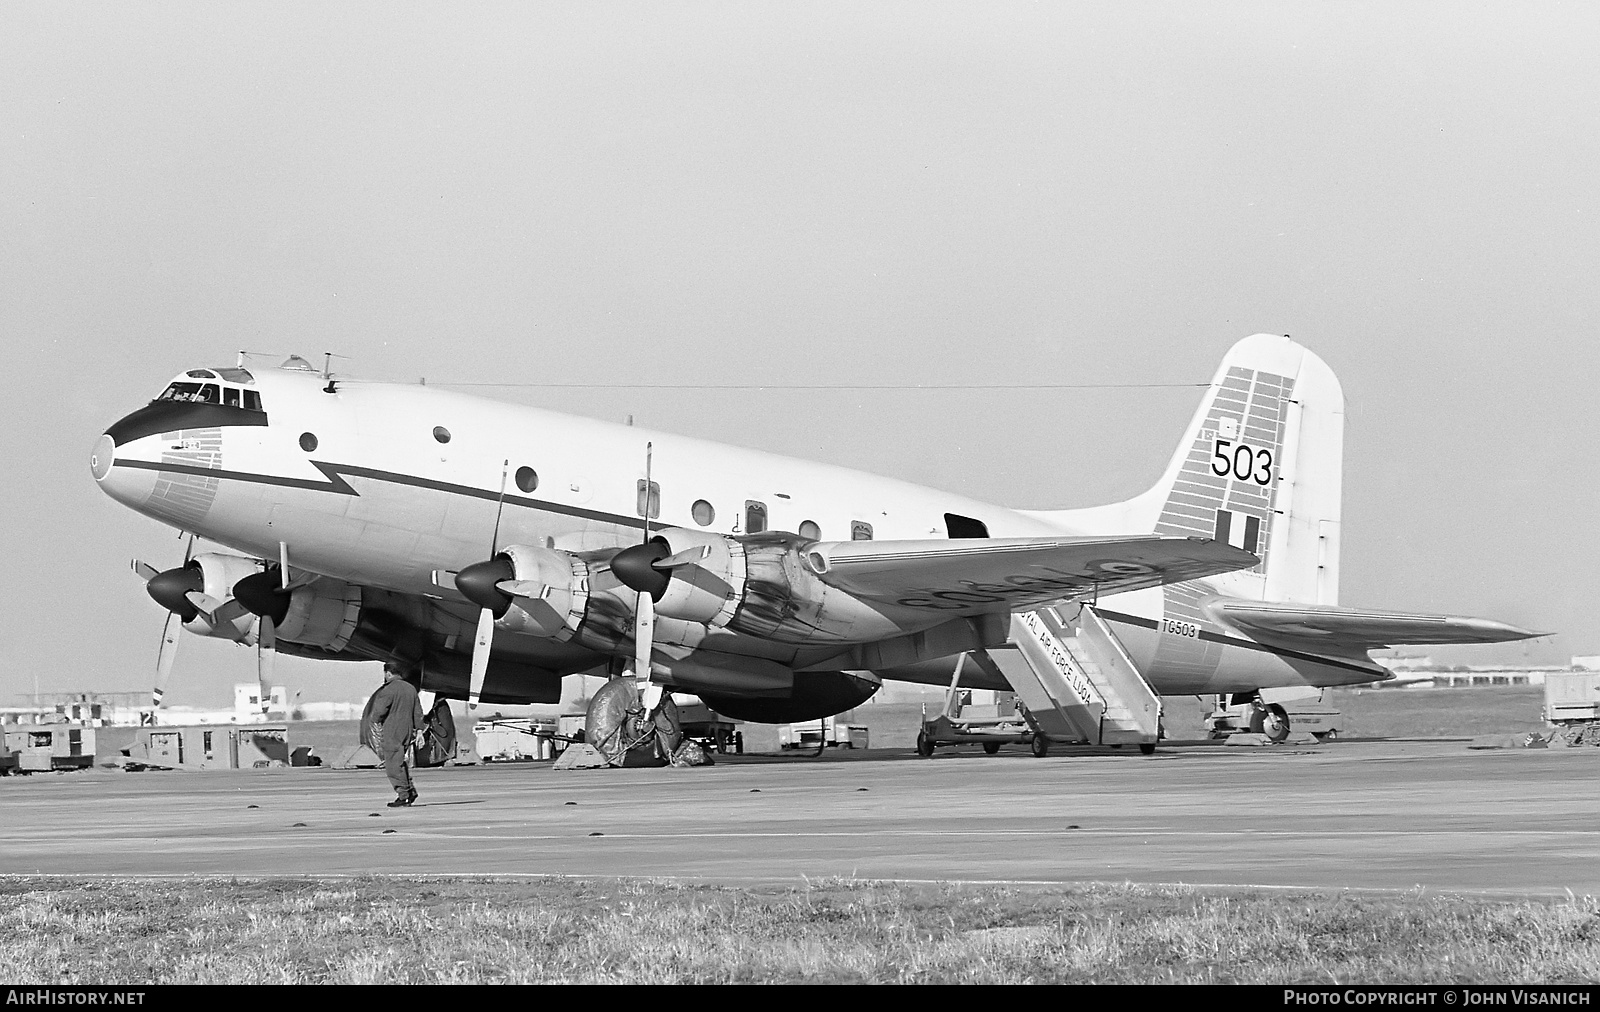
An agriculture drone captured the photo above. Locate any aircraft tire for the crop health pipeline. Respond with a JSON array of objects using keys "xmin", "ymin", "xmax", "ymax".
[
  {"xmin": 916, "ymin": 732, "xmax": 935, "ymax": 758},
  {"xmin": 1031, "ymin": 735, "xmax": 1050, "ymax": 758},
  {"xmin": 1262, "ymin": 704, "xmax": 1291, "ymax": 743},
  {"xmin": 982, "ymin": 741, "xmax": 1001, "ymax": 755},
  {"xmin": 1138, "ymin": 742, "xmax": 1156, "ymax": 755}
]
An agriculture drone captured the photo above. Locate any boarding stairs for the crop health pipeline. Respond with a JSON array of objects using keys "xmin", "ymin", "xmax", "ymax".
[{"xmin": 985, "ymin": 604, "xmax": 1161, "ymax": 747}]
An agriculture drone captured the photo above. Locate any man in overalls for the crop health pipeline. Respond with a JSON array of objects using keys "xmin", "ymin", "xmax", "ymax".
[{"xmin": 362, "ymin": 661, "xmax": 426, "ymax": 807}]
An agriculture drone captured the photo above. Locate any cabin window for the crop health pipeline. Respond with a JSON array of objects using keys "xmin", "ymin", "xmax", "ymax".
[
  {"xmin": 944, "ymin": 513, "xmax": 989, "ymax": 538},
  {"xmin": 433, "ymin": 426, "xmax": 451, "ymax": 444},
  {"xmin": 851, "ymin": 521, "xmax": 874, "ymax": 541},
  {"xmin": 636, "ymin": 480, "xmax": 661, "ymax": 519},
  {"xmin": 515, "ymin": 467, "xmax": 539, "ymax": 493},
  {"xmin": 691, "ymin": 499, "xmax": 715, "ymax": 526},
  {"xmin": 745, "ymin": 500, "xmax": 767, "ymax": 534},
  {"xmin": 243, "ymin": 390, "xmax": 262, "ymax": 411},
  {"xmin": 798, "ymin": 520, "xmax": 821, "ymax": 541},
  {"xmin": 299, "ymin": 432, "xmax": 318, "ymax": 452},
  {"xmin": 223, "ymin": 387, "xmax": 240, "ymax": 408}
]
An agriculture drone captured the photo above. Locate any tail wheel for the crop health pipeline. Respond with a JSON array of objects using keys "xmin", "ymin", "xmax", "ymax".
[
  {"xmin": 1262, "ymin": 704, "xmax": 1291, "ymax": 743},
  {"xmin": 1031, "ymin": 735, "xmax": 1050, "ymax": 758}
]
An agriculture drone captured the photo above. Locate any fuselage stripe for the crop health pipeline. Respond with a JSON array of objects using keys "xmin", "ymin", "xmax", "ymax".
[{"xmin": 112, "ymin": 457, "xmax": 652, "ymax": 532}]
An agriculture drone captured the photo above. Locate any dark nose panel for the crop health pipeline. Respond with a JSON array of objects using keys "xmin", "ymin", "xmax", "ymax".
[
  {"xmin": 147, "ymin": 563, "xmax": 204, "ymax": 621},
  {"xmin": 105, "ymin": 401, "xmax": 267, "ymax": 447}
]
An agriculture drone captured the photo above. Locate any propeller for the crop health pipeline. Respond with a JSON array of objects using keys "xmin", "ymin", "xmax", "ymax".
[
  {"xmin": 453, "ymin": 461, "xmax": 512, "ymax": 711},
  {"xmin": 130, "ymin": 532, "xmax": 198, "ymax": 708},
  {"xmin": 230, "ymin": 543, "xmax": 301, "ymax": 716}
]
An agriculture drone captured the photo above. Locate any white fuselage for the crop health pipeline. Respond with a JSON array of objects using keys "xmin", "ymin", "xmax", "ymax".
[{"xmin": 95, "ymin": 366, "xmax": 1383, "ymax": 695}]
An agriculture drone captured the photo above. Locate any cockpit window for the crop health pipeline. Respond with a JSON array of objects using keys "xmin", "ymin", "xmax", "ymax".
[
  {"xmin": 185, "ymin": 369, "xmax": 218, "ymax": 379},
  {"xmin": 155, "ymin": 380, "xmax": 264, "ymax": 412},
  {"xmin": 215, "ymin": 368, "xmax": 254, "ymax": 383},
  {"xmin": 158, "ymin": 382, "xmax": 204, "ymax": 402}
]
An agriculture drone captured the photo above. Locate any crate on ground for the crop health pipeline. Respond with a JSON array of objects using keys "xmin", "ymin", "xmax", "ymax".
[
  {"xmin": 1544, "ymin": 672, "xmax": 1600, "ymax": 726},
  {"xmin": 2, "ymin": 724, "xmax": 96, "ymax": 772}
]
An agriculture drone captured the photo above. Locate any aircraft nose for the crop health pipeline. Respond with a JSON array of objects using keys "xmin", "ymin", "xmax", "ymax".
[
  {"xmin": 90, "ymin": 434, "xmax": 115, "ymax": 480},
  {"xmin": 90, "ymin": 428, "xmax": 157, "ymax": 508}
]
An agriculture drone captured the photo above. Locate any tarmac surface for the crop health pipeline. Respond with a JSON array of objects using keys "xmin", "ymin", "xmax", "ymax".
[{"xmin": 2, "ymin": 737, "xmax": 1595, "ymax": 896}]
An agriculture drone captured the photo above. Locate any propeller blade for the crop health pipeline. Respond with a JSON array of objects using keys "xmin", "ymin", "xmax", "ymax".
[
  {"xmin": 495, "ymin": 579, "xmax": 554, "ymax": 600},
  {"xmin": 132, "ymin": 559, "xmax": 160, "ymax": 583},
  {"xmin": 654, "ymin": 544, "xmax": 712, "ymax": 570},
  {"xmin": 183, "ymin": 591, "xmax": 229, "ymax": 625},
  {"xmin": 257, "ymin": 616, "xmax": 276, "ymax": 715},
  {"xmin": 468, "ymin": 607, "xmax": 494, "ymax": 709},
  {"xmin": 153, "ymin": 610, "xmax": 182, "ymax": 708},
  {"xmin": 633, "ymin": 590, "xmax": 654, "ymax": 686}
]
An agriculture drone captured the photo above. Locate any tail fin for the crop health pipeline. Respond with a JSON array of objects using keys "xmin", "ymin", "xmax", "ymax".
[{"xmin": 1042, "ymin": 334, "xmax": 1344, "ymax": 604}]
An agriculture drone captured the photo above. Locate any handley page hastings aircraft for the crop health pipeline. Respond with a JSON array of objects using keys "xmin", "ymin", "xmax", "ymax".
[{"xmin": 93, "ymin": 334, "xmax": 1536, "ymax": 761}]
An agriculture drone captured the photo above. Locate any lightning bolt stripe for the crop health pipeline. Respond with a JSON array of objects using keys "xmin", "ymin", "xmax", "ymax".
[{"xmin": 111, "ymin": 457, "xmax": 654, "ymax": 532}]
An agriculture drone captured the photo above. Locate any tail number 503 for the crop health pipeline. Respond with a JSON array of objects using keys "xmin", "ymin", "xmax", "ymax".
[{"xmin": 1211, "ymin": 439, "xmax": 1274, "ymax": 486}]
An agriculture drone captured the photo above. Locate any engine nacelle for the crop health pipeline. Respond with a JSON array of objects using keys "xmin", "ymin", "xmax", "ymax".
[
  {"xmin": 493, "ymin": 544, "xmax": 591, "ymax": 640},
  {"xmin": 181, "ymin": 554, "xmax": 259, "ymax": 640},
  {"xmin": 274, "ymin": 579, "xmax": 362, "ymax": 651},
  {"xmin": 613, "ymin": 529, "xmax": 904, "ymax": 646},
  {"xmin": 646, "ymin": 528, "xmax": 745, "ymax": 626}
]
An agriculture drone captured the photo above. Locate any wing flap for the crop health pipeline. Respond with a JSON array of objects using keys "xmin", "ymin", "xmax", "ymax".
[
  {"xmin": 807, "ymin": 535, "xmax": 1257, "ymax": 616},
  {"xmin": 1205, "ymin": 598, "xmax": 1544, "ymax": 650}
]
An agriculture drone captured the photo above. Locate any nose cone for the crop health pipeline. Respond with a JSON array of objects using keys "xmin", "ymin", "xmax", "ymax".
[
  {"xmin": 455, "ymin": 557, "xmax": 515, "ymax": 617},
  {"xmin": 147, "ymin": 563, "xmax": 203, "ymax": 621},
  {"xmin": 90, "ymin": 429, "xmax": 158, "ymax": 509},
  {"xmin": 233, "ymin": 569, "xmax": 291, "ymax": 624},
  {"xmin": 89, "ymin": 434, "xmax": 115, "ymax": 480}
]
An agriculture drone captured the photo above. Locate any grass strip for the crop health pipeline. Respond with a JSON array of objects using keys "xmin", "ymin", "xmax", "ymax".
[{"xmin": 1, "ymin": 877, "xmax": 1595, "ymax": 984}]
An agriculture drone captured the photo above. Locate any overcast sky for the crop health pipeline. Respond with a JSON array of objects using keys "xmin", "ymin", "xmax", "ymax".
[{"xmin": 4, "ymin": 3, "xmax": 1596, "ymax": 707}]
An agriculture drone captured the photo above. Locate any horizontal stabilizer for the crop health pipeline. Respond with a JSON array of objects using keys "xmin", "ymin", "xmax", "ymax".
[
  {"xmin": 807, "ymin": 536, "xmax": 1258, "ymax": 616},
  {"xmin": 1205, "ymin": 598, "xmax": 1545, "ymax": 650}
]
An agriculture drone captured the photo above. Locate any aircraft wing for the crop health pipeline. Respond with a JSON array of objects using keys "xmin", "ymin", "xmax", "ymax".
[
  {"xmin": 807, "ymin": 535, "xmax": 1257, "ymax": 615},
  {"xmin": 1205, "ymin": 598, "xmax": 1545, "ymax": 650}
]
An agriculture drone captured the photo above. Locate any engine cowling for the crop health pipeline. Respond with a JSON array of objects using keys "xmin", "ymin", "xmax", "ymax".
[
  {"xmin": 232, "ymin": 569, "xmax": 363, "ymax": 651},
  {"xmin": 145, "ymin": 553, "xmax": 259, "ymax": 641},
  {"xmin": 614, "ymin": 528, "xmax": 902, "ymax": 646}
]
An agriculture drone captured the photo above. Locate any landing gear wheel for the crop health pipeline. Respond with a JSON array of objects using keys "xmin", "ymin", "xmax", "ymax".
[
  {"xmin": 1138, "ymin": 742, "xmax": 1156, "ymax": 755},
  {"xmin": 1030, "ymin": 735, "xmax": 1050, "ymax": 758},
  {"xmin": 1262, "ymin": 704, "xmax": 1291, "ymax": 743},
  {"xmin": 982, "ymin": 741, "xmax": 1001, "ymax": 755},
  {"xmin": 916, "ymin": 732, "xmax": 935, "ymax": 757},
  {"xmin": 585, "ymin": 679, "xmax": 681, "ymax": 767}
]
